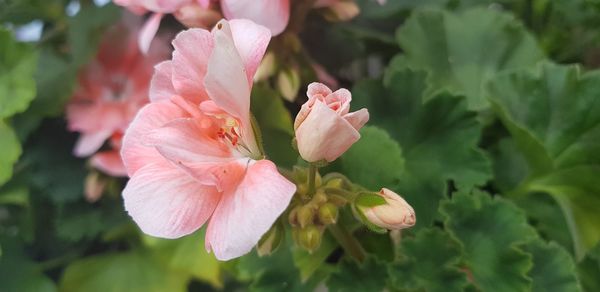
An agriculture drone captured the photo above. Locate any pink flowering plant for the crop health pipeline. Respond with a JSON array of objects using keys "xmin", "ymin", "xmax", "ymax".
[{"xmin": 2, "ymin": 0, "xmax": 600, "ymax": 291}]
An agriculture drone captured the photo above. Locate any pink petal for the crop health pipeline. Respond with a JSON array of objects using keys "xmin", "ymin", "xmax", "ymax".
[
  {"xmin": 138, "ymin": 13, "xmax": 163, "ymax": 54},
  {"xmin": 307, "ymin": 82, "xmax": 333, "ymax": 98},
  {"xmin": 295, "ymin": 100, "xmax": 360, "ymax": 162},
  {"xmin": 196, "ymin": 0, "xmax": 211, "ymax": 9},
  {"xmin": 91, "ymin": 151, "xmax": 128, "ymax": 177},
  {"xmin": 121, "ymin": 100, "xmax": 188, "ymax": 176},
  {"xmin": 144, "ymin": 117, "xmax": 235, "ymax": 165},
  {"xmin": 123, "ymin": 160, "xmax": 221, "ymax": 238},
  {"xmin": 150, "ymin": 61, "xmax": 176, "ymax": 102},
  {"xmin": 204, "ymin": 20, "xmax": 250, "ymax": 122},
  {"xmin": 229, "ymin": 19, "xmax": 271, "ymax": 86},
  {"xmin": 171, "ymin": 28, "xmax": 214, "ymax": 103},
  {"xmin": 74, "ymin": 130, "xmax": 112, "ymax": 157},
  {"xmin": 221, "ymin": 0, "xmax": 290, "ymax": 36},
  {"xmin": 206, "ymin": 159, "xmax": 295, "ymax": 260},
  {"xmin": 344, "ymin": 108, "xmax": 369, "ymax": 131}
]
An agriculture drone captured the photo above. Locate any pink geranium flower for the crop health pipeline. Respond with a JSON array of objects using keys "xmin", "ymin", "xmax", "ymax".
[
  {"xmin": 113, "ymin": 0, "xmax": 289, "ymax": 53},
  {"xmin": 121, "ymin": 19, "xmax": 296, "ymax": 260},
  {"xmin": 294, "ymin": 83, "xmax": 369, "ymax": 163},
  {"xmin": 66, "ymin": 16, "xmax": 167, "ymax": 177}
]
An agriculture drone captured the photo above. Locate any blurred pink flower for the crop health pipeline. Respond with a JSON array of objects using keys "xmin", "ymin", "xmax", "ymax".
[
  {"xmin": 294, "ymin": 82, "xmax": 369, "ymax": 163},
  {"xmin": 66, "ymin": 16, "xmax": 167, "ymax": 177},
  {"xmin": 121, "ymin": 19, "xmax": 296, "ymax": 260},
  {"xmin": 113, "ymin": 0, "xmax": 289, "ymax": 52}
]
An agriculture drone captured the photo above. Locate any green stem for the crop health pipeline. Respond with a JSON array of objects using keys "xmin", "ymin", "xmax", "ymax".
[
  {"xmin": 328, "ymin": 224, "xmax": 366, "ymax": 263},
  {"xmin": 307, "ymin": 164, "xmax": 317, "ymax": 196}
]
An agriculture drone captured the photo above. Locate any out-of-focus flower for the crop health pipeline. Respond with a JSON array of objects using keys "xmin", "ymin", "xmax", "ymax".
[
  {"xmin": 358, "ymin": 188, "xmax": 416, "ymax": 230},
  {"xmin": 66, "ymin": 15, "xmax": 167, "ymax": 177},
  {"xmin": 294, "ymin": 82, "xmax": 369, "ymax": 163},
  {"xmin": 314, "ymin": 0, "xmax": 360, "ymax": 22},
  {"xmin": 121, "ymin": 19, "xmax": 296, "ymax": 261},
  {"xmin": 113, "ymin": 0, "xmax": 290, "ymax": 52},
  {"xmin": 220, "ymin": 0, "xmax": 289, "ymax": 36},
  {"xmin": 113, "ymin": 0, "xmax": 220, "ymax": 52}
]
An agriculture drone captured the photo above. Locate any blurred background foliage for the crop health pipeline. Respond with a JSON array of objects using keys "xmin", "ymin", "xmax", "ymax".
[{"xmin": 1, "ymin": 0, "xmax": 600, "ymax": 291}]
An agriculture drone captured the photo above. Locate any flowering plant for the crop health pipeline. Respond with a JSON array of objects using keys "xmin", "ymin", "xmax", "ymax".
[{"xmin": 1, "ymin": 1, "xmax": 600, "ymax": 291}]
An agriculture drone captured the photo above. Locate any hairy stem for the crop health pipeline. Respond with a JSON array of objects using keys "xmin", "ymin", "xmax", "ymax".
[{"xmin": 328, "ymin": 224, "xmax": 366, "ymax": 263}]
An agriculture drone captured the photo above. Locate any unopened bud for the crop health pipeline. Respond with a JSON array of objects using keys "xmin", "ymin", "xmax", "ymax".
[
  {"xmin": 318, "ymin": 203, "xmax": 338, "ymax": 225},
  {"xmin": 356, "ymin": 188, "xmax": 416, "ymax": 230},
  {"xmin": 297, "ymin": 205, "xmax": 315, "ymax": 228},
  {"xmin": 325, "ymin": 178, "xmax": 344, "ymax": 189},
  {"xmin": 174, "ymin": 4, "xmax": 221, "ymax": 29},
  {"xmin": 311, "ymin": 190, "xmax": 327, "ymax": 205},
  {"xmin": 257, "ymin": 221, "xmax": 284, "ymax": 257},
  {"xmin": 277, "ymin": 67, "xmax": 300, "ymax": 102},
  {"xmin": 254, "ymin": 52, "xmax": 276, "ymax": 82},
  {"xmin": 289, "ymin": 206, "xmax": 300, "ymax": 226},
  {"xmin": 298, "ymin": 226, "xmax": 322, "ymax": 253},
  {"xmin": 85, "ymin": 172, "xmax": 106, "ymax": 203}
]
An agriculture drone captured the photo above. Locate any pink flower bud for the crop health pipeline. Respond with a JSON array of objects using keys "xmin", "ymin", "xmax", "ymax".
[
  {"xmin": 174, "ymin": 4, "xmax": 222, "ymax": 29},
  {"xmin": 361, "ymin": 188, "xmax": 416, "ymax": 230},
  {"xmin": 294, "ymin": 82, "xmax": 369, "ymax": 163}
]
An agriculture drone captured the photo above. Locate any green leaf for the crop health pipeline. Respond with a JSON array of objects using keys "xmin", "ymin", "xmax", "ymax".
[
  {"xmin": 487, "ymin": 62, "xmax": 600, "ymax": 259},
  {"xmin": 59, "ymin": 251, "xmax": 188, "ymax": 292},
  {"xmin": 524, "ymin": 238, "xmax": 581, "ymax": 292},
  {"xmin": 0, "ymin": 121, "xmax": 21, "ymax": 186},
  {"xmin": 352, "ymin": 68, "xmax": 491, "ymax": 228},
  {"xmin": 144, "ymin": 229, "xmax": 222, "ymax": 288},
  {"xmin": 396, "ymin": 7, "xmax": 544, "ymax": 110},
  {"xmin": 388, "ymin": 228, "xmax": 468, "ymax": 292},
  {"xmin": 0, "ymin": 239, "xmax": 56, "ymax": 292},
  {"xmin": 341, "ymin": 126, "xmax": 404, "ymax": 190},
  {"xmin": 440, "ymin": 190, "xmax": 538, "ymax": 292},
  {"xmin": 326, "ymin": 257, "xmax": 387, "ymax": 292},
  {"xmin": 578, "ymin": 243, "xmax": 600, "ymax": 292},
  {"xmin": 0, "ymin": 28, "xmax": 38, "ymax": 118}
]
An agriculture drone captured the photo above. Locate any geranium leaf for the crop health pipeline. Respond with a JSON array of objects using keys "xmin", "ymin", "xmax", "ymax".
[
  {"xmin": 396, "ymin": 7, "xmax": 544, "ymax": 110},
  {"xmin": 440, "ymin": 190, "xmax": 537, "ymax": 291},
  {"xmin": 488, "ymin": 62, "xmax": 600, "ymax": 259}
]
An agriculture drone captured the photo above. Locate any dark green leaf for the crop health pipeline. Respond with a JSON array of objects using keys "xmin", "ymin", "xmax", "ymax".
[
  {"xmin": 326, "ymin": 257, "xmax": 387, "ymax": 292},
  {"xmin": 388, "ymin": 228, "xmax": 468, "ymax": 292},
  {"xmin": 396, "ymin": 7, "xmax": 544, "ymax": 110},
  {"xmin": 488, "ymin": 62, "xmax": 600, "ymax": 259},
  {"xmin": 524, "ymin": 238, "xmax": 581, "ymax": 292},
  {"xmin": 0, "ymin": 121, "xmax": 21, "ymax": 186},
  {"xmin": 440, "ymin": 190, "xmax": 537, "ymax": 291},
  {"xmin": 341, "ymin": 126, "xmax": 404, "ymax": 190}
]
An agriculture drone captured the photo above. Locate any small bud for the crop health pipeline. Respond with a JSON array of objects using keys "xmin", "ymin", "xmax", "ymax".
[
  {"xmin": 311, "ymin": 190, "xmax": 328, "ymax": 205},
  {"xmin": 174, "ymin": 4, "xmax": 221, "ymax": 29},
  {"xmin": 298, "ymin": 226, "xmax": 322, "ymax": 253},
  {"xmin": 288, "ymin": 206, "xmax": 300, "ymax": 226},
  {"xmin": 85, "ymin": 172, "xmax": 106, "ymax": 203},
  {"xmin": 296, "ymin": 184, "xmax": 308, "ymax": 197},
  {"xmin": 318, "ymin": 203, "xmax": 338, "ymax": 225},
  {"xmin": 254, "ymin": 52, "xmax": 276, "ymax": 82},
  {"xmin": 257, "ymin": 221, "xmax": 284, "ymax": 257},
  {"xmin": 356, "ymin": 188, "xmax": 416, "ymax": 230},
  {"xmin": 325, "ymin": 178, "xmax": 344, "ymax": 189},
  {"xmin": 277, "ymin": 67, "xmax": 300, "ymax": 102},
  {"xmin": 297, "ymin": 205, "xmax": 315, "ymax": 228}
]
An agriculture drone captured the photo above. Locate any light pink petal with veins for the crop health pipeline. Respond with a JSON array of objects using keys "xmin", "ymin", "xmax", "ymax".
[
  {"xmin": 295, "ymin": 100, "xmax": 361, "ymax": 162},
  {"xmin": 205, "ymin": 20, "xmax": 250, "ymax": 121},
  {"xmin": 123, "ymin": 160, "xmax": 221, "ymax": 238},
  {"xmin": 221, "ymin": 0, "xmax": 289, "ymax": 36},
  {"xmin": 205, "ymin": 160, "xmax": 296, "ymax": 260},
  {"xmin": 150, "ymin": 61, "xmax": 176, "ymax": 102},
  {"xmin": 171, "ymin": 28, "xmax": 214, "ymax": 103},
  {"xmin": 144, "ymin": 117, "xmax": 235, "ymax": 165},
  {"xmin": 229, "ymin": 19, "xmax": 271, "ymax": 86},
  {"xmin": 121, "ymin": 100, "xmax": 189, "ymax": 176},
  {"xmin": 91, "ymin": 151, "xmax": 128, "ymax": 177}
]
